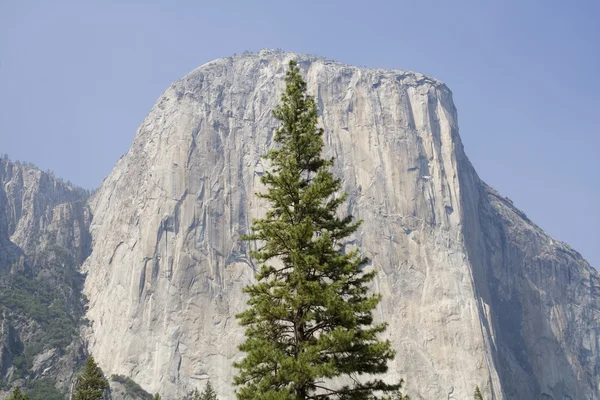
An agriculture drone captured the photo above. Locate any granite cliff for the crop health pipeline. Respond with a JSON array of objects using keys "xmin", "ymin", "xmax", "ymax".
[
  {"xmin": 1, "ymin": 50, "xmax": 597, "ymax": 399},
  {"xmin": 81, "ymin": 51, "xmax": 599, "ymax": 399}
]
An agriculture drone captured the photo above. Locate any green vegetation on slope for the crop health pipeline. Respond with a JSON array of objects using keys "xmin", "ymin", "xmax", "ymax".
[
  {"xmin": 0, "ymin": 234, "xmax": 88, "ymax": 395},
  {"xmin": 111, "ymin": 374, "xmax": 153, "ymax": 400},
  {"xmin": 6, "ymin": 387, "xmax": 29, "ymax": 400},
  {"xmin": 0, "ymin": 264, "xmax": 86, "ymax": 379},
  {"xmin": 26, "ymin": 378, "xmax": 66, "ymax": 400}
]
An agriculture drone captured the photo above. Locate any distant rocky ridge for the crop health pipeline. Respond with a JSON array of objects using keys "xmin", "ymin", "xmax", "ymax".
[
  {"xmin": 0, "ymin": 50, "xmax": 598, "ymax": 399},
  {"xmin": 0, "ymin": 158, "xmax": 91, "ymax": 397},
  {"xmin": 0, "ymin": 160, "xmax": 150, "ymax": 400},
  {"xmin": 0, "ymin": 158, "xmax": 90, "ymax": 274}
]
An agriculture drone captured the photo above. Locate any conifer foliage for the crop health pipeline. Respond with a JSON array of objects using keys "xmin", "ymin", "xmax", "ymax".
[
  {"xmin": 7, "ymin": 387, "xmax": 29, "ymax": 400},
  {"xmin": 474, "ymin": 386, "xmax": 484, "ymax": 400},
  {"xmin": 200, "ymin": 380, "xmax": 218, "ymax": 400},
  {"xmin": 190, "ymin": 381, "xmax": 218, "ymax": 400},
  {"xmin": 234, "ymin": 60, "xmax": 398, "ymax": 399},
  {"xmin": 73, "ymin": 355, "xmax": 109, "ymax": 400}
]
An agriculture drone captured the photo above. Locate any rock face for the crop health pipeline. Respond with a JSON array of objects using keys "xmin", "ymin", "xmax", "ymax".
[
  {"xmin": 83, "ymin": 51, "xmax": 600, "ymax": 399},
  {"xmin": 0, "ymin": 159, "xmax": 91, "ymax": 275},
  {"xmin": 0, "ymin": 158, "xmax": 91, "ymax": 388}
]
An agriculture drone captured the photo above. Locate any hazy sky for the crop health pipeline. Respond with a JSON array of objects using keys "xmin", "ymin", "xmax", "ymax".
[{"xmin": 1, "ymin": 1, "xmax": 598, "ymax": 267}]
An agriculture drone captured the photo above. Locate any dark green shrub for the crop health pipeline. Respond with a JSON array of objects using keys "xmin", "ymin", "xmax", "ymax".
[{"xmin": 26, "ymin": 379, "xmax": 65, "ymax": 400}]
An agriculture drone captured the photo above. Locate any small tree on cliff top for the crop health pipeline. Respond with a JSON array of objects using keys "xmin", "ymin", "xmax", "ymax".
[{"xmin": 234, "ymin": 60, "xmax": 399, "ymax": 399}]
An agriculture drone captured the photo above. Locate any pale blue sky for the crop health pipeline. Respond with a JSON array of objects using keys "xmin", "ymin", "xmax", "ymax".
[{"xmin": 1, "ymin": 1, "xmax": 598, "ymax": 267}]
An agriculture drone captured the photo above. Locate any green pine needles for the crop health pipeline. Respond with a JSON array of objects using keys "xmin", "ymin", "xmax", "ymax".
[
  {"xmin": 200, "ymin": 380, "xmax": 218, "ymax": 400},
  {"xmin": 191, "ymin": 380, "xmax": 218, "ymax": 400},
  {"xmin": 234, "ymin": 60, "xmax": 399, "ymax": 399},
  {"xmin": 73, "ymin": 356, "xmax": 109, "ymax": 400},
  {"xmin": 6, "ymin": 387, "xmax": 29, "ymax": 400},
  {"xmin": 474, "ymin": 386, "xmax": 484, "ymax": 400}
]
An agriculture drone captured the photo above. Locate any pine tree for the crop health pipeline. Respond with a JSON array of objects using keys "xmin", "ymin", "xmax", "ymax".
[
  {"xmin": 391, "ymin": 391, "xmax": 411, "ymax": 400},
  {"xmin": 474, "ymin": 385, "xmax": 484, "ymax": 400},
  {"xmin": 200, "ymin": 380, "xmax": 218, "ymax": 400},
  {"xmin": 153, "ymin": 394, "xmax": 162, "ymax": 400},
  {"xmin": 7, "ymin": 387, "xmax": 29, "ymax": 400},
  {"xmin": 389, "ymin": 381, "xmax": 411, "ymax": 400},
  {"xmin": 73, "ymin": 355, "xmax": 110, "ymax": 400},
  {"xmin": 234, "ymin": 60, "xmax": 399, "ymax": 399}
]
